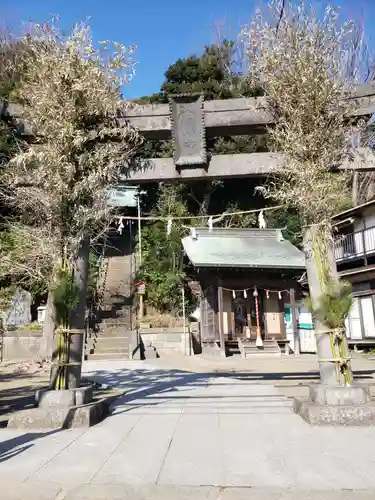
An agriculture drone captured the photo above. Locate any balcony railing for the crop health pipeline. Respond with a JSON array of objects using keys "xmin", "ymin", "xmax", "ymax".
[{"xmin": 334, "ymin": 225, "xmax": 375, "ymax": 264}]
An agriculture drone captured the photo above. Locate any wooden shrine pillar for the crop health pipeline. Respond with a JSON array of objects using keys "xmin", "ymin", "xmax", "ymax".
[
  {"xmin": 217, "ymin": 284, "xmax": 226, "ymax": 357},
  {"xmin": 290, "ymin": 288, "xmax": 300, "ymax": 355}
]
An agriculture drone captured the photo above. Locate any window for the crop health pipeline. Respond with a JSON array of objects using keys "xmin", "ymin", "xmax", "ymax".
[
  {"xmin": 346, "ymin": 298, "xmax": 362, "ymax": 340},
  {"xmin": 346, "ymin": 294, "xmax": 375, "ymax": 339},
  {"xmin": 361, "ymin": 296, "xmax": 375, "ymax": 337}
]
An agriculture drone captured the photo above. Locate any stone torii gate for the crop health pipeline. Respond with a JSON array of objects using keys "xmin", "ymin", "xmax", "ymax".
[
  {"xmin": 4, "ymin": 82, "xmax": 375, "ymax": 423},
  {"xmin": 126, "ymin": 84, "xmax": 375, "ymax": 426},
  {"xmin": 124, "ymin": 82, "xmax": 375, "ymax": 183},
  {"xmin": 5, "ymin": 83, "xmax": 375, "ymax": 183}
]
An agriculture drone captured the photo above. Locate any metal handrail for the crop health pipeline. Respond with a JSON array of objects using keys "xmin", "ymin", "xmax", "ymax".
[
  {"xmin": 84, "ymin": 235, "xmax": 109, "ymax": 357},
  {"xmin": 334, "ymin": 224, "xmax": 375, "ymax": 263}
]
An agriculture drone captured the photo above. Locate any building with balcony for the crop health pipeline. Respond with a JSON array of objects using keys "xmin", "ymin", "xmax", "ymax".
[{"xmin": 333, "ymin": 200, "xmax": 375, "ymax": 345}]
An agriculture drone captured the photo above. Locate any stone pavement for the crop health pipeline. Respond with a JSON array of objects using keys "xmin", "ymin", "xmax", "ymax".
[
  {"xmin": 2, "ymin": 483, "xmax": 375, "ymax": 500},
  {"xmin": 1, "ymin": 358, "xmax": 375, "ymax": 499}
]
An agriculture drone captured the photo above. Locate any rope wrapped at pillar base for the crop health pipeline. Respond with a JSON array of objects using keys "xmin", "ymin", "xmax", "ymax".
[
  {"xmin": 319, "ymin": 357, "xmax": 351, "ymax": 368},
  {"xmin": 315, "ymin": 327, "xmax": 352, "ymax": 385},
  {"xmin": 53, "ymin": 328, "xmax": 85, "ymax": 389},
  {"xmin": 56, "ymin": 328, "xmax": 85, "ymax": 335}
]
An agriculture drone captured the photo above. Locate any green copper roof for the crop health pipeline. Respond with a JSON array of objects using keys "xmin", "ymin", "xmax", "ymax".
[{"xmin": 182, "ymin": 228, "xmax": 305, "ymax": 269}]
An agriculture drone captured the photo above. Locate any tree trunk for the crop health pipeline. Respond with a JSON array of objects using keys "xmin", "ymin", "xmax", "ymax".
[
  {"xmin": 66, "ymin": 236, "xmax": 90, "ymax": 389},
  {"xmin": 42, "ymin": 291, "xmax": 55, "ymax": 359},
  {"xmin": 303, "ymin": 225, "xmax": 352, "ymax": 386}
]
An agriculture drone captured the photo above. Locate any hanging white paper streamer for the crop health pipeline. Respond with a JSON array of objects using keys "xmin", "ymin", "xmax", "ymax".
[
  {"xmin": 278, "ymin": 291, "xmax": 282, "ymax": 299},
  {"xmin": 208, "ymin": 216, "xmax": 213, "ymax": 232},
  {"xmin": 167, "ymin": 218, "xmax": 172, "ymax": 236},
  {"xmin": 117, "ymin": 216, "xmax": 124, "ymax": 235},
  {"xmin": 243, "ymin": 289, "xmax": 247, "ymax": 299},
  {"xmin": 258, "ymin": 210, "xmax": 266, "ymax": 229},
  {"xmin": 266, "ymin": 290, "xmax": 269, "ymax": 299},
  {"xmin": 232, "ymin": 289, "xmax": 236, "ymax": 299},
  {"xmin": 190, "ymin": 227, "xmax": 197, "ymax": 240},
  {"xmin": 256, "ymin": 336, "xmax": 264, "ymax": 347}
]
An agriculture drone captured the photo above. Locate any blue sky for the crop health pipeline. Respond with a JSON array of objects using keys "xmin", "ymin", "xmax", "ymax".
[{"xmin": 2, "ymin": 0, "xmax": 374, "ymax": 98}]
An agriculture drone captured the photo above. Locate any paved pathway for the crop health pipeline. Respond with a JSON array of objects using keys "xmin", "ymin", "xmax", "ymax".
[{"xmin": 1, "ymin": 359, "xmax": 375, "ymax": 498}]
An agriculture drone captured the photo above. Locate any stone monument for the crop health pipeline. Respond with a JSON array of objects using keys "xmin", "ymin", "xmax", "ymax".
[{"xmin": 5, "ymin": 288, "xmax": 32, "ymax": 327}]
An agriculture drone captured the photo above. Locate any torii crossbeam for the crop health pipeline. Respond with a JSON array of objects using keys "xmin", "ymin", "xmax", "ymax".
[
  {"xmin": 122, "ymin": 83, "xmax": 375, "ymax": 183},
  {"xmin": 5, "ymin": 83, "xmax": 375, "ymax": 183}
]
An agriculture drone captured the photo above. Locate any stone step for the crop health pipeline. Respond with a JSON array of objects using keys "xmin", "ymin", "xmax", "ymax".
[
  {"xmin": 260, "ymin": 348, "xmax": 280, "ymax": 352},
  {"xmin": 241, "ymin": 346, "xmax": 280, "ymax": 352},
  {"xmin": 95, "ymin": 334, "xmax": 130, "ymax": 339},
  {"xmin": 98, "ymin": 324, "xmax": 131, "ymax": 331},
  {"xmin": 103, "ymin": 281, "xmax": 132, "ymax": 286},
  {"xmin": 94, "ymin": 341, "xmax": 129, "ymax": 349},
  {"xmin": 100, "ymin": 305, "xmax": 132, "ymax": 313},
  {"xmin": 107, "ymin": 255, "xmax": 132, "ymax": 260},
  {"xmin": 99, "ymin": 325, "xmax": 132, "ymax": 333},
  {"xmin": 243, "ymin": 350, "xmax": 281, "ymax": 355},
  {"xmin": 238, "ymin": 339, "xmax": 281, "ymax": 357},
  {"xmin": 104, "ymin": 272, "xmax": 132, "ymax": 277},
  {"xmin": 87, "ymin": 327, "xmax": 132, "ymax": 357},
  {"xmin": 99, "ymin": 304, "xmax": 133, "ymax": 312},
  {"xmin": 106, "ymin": 270, "xmax": 132, "ymax": 274},
  {"xmin": 99, "ymin": 317, "xmax": 132, "ymax": 324},
  {"xmin": 88, "ymin": 352, "xmax": 130, "ymax": 360},
  {"xmin": 104, "ymin": 279, "xmax": 132, "ymax": 284},
  {"xmin": 101, "ymin": 299, "xmax": 132, "ymax": 307},
  {"xmin": 98, "ymin": 330, "xmax": 131, "ymax": 335},
  {"xmin": 107, "ymin": 264, "xmax": 132, "ymax": 267},
  {"xmin": 100, "ymin": 317, "xmax": 132, "ymax": 326},
  {"xmin": 102, "ymin": 292, "xmax": 132, "ymax": 299},
  {"xmin": 101, "ymin": 294, "xmax": 127, "ymax": 300},
  {"xmin": 108, "ymin": 260, "xmax": 132, "ymax": 264},
  {"xmin": 94, "ymin": 342, "xmax": 130, "ymax": 350},
  {"xmin": 94, "ymin": 346, "xmax": 129, "ymax": 354},
  {"xmin": 107, "ymin": 265, "xmax": 131, "ymax": 270},
  {"xmin": 105, "ymin": 281, "xmax": 132, "ymax": 285},
  {"xmin": 106, "ymin": 264, "xmax": 132, "ymax": 269},
  {"xmin": 94, "ymin": 339, "xmax": 130, "ymax": 347},
  {"xmin": 254, "ymin": 343, "xmax": 280, "ymax": 347},
  {"xmin": 97, "ymin": 326, "xmax": 130, "ymax": 338},
  {"xmin": 100, "ymin": 314, "xmax": 132, "ymax": 323}
]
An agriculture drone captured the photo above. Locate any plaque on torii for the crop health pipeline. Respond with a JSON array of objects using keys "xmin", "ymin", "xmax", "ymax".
[{"xmin": 169, "ymin": 94, "xmax": 207, "ymax": 167}]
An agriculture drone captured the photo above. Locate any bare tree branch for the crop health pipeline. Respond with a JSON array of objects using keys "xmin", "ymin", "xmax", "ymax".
[
  {"xmin": 0, "ymin": 20, "xmax": 143, "ymax": 289},
  {"xmin": 240, "ymin": 0, "xmax": 369, "ymax": 224},
  {"xmin": 276, "ymin": 0, "xmax": 287, "ymax": 34}
]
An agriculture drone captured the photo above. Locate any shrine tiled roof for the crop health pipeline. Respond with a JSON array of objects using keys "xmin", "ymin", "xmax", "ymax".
[{"xmin": 182, "ymin": 228, "xmax": 305, "ymax": 269}]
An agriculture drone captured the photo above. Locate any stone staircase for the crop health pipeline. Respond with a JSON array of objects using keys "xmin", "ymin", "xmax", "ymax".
[
  {"xmin": 225, "ymin": 340, "xmax": 241, "ymax": 357},
  {"xmin": 238, "ymin": 338, "xmax": 281, "ymax": 357},
  {"xmin": 87, "ymin": 231, "xmax": 135, "ymax": 361}
]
